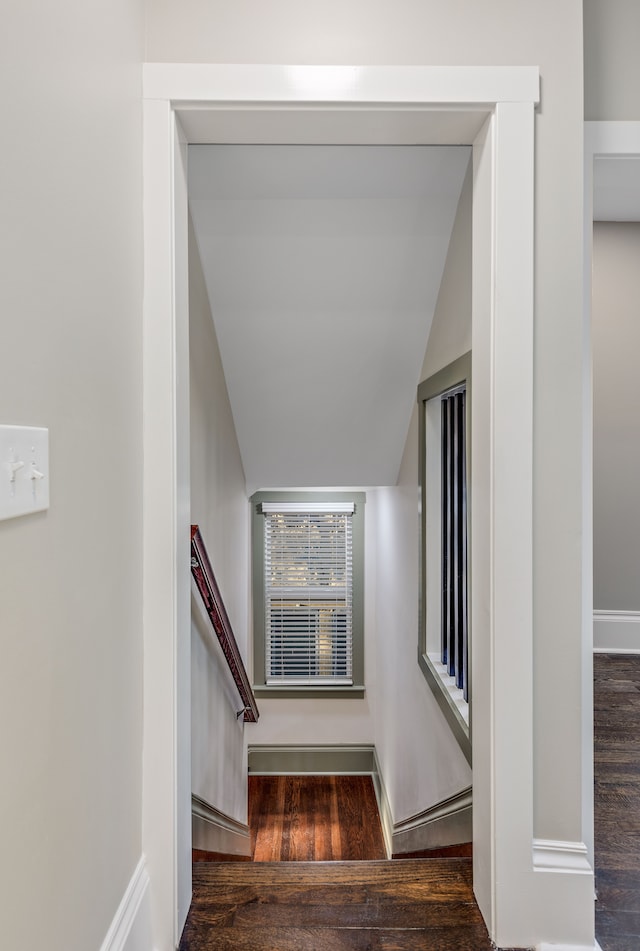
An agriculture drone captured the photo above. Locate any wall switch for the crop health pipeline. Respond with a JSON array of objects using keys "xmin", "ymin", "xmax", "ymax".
[{"xmin": 0, "ymin": 426, "xmax": 49, "ymax": 521}]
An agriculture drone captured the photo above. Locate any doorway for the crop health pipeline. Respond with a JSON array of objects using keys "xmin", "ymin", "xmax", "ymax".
[{"xmin": 142, "ymin": 64, "xmax": 540, "ymax": 949}]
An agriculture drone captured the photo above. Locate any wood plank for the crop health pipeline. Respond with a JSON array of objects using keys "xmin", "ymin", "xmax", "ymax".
[
  {"xmin": 193, "ymin": 858, "xmax": 472, "ymax": 887},
  {"xmin": 180, "ymin": 923, "xmax": 494, "ymax": 951},
  {"xmin": 249, "ymin": 775, "xmax": 386, "ymax": 862},
  {"xmin": 187, "ymin": 898, "xmax": 484, "ymax": 929}
]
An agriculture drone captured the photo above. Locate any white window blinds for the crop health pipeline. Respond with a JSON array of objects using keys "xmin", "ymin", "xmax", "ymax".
[{"xmin": 263, "ymin": 504, "xmax": 354, "ymax": 685}]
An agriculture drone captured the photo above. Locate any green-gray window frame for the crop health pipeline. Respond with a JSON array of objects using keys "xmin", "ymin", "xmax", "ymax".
[
  {"xmin": 251, "ymin": 491, "xmax": 366, "ymax": 699},
  {"xmin": 418, "ymin": 352, "xmax": 472, "ymax": 765}
]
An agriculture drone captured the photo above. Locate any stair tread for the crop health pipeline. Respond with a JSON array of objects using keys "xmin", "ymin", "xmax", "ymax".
[
  {"xmin": 182, "ymin": 858, "xmax": 490, "ymax": 949},
  {"xmin": 188, "ymin": 897, "xmax": 483, "ymax": 928}
]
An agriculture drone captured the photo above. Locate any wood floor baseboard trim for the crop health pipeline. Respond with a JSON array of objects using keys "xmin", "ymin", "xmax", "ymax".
[
  {"xmin": 247, "ymin": 744, "xmax": 377, "ymax": 775},
  {"xmin": 392, "ymin": 786, "xmax": 472, "ymax": 856},
  {"xmin": 192, "ymin": 794, "xmax": 251, "ymax": 858},
  {"xmin": 99, "ymin": 855, "xmax": 153, "ymax": 951}
]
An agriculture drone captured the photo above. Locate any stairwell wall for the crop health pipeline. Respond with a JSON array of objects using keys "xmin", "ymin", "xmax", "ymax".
[
  {"xmin": 189, "ymin": 217, "xmax": 251, "ymax": 827},
  {"xmin": 372, "ymin": 161, "xmax": 473, "ymax": 825}
]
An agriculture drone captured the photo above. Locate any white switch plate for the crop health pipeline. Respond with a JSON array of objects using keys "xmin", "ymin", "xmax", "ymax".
[{"xmin": 0, "ymin": 425, "xmax": 50, "ymax": 521}]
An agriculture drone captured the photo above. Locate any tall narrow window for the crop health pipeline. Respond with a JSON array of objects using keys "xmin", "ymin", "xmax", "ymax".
[
  {"xmin": 251, "ymin": 494, "xmax": 365, "ymax": 695},
  {"xmin": 441, "ymin": 386, "xmax": 468, "ymax": 701},
  {"xmin": 417, "ymin": 352, "xmax": 471, "ymax": 764}
]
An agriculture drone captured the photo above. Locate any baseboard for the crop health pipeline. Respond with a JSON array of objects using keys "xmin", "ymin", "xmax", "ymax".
[
  {"xmin": 99, "ymin": 855, "xmax": 154, "ymax": 951},
  {"xmin": 372, "ymin": 747, "xmax": 393, "ymax": 858},
  {"xmin": 593, "ymin": 610, "xmax": 640, "ymax": 653},
  {"xmin": 192, "ymin": 794, "xmax": 251, "ymax": 857},
  {"xmin": 391, "ymin": 786, "xmax": 472, "ymax": 855},
  {"xmin": 247, "ymin": 743, "xmax": 376, "ymax": 775}
]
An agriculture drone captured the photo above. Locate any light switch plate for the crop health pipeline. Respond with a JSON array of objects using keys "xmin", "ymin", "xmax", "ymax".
[{"xmin": 0, "ymin": 425, "xmax": 50, "ymax": 521}]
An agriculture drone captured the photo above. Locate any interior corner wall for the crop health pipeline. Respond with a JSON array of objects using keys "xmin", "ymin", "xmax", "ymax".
[
  {"xmin": 584, "ymin": 0, "xmax": 640, "ymax": 120},
  {"xmin": 592, "ymin": 222, "xmax": 640, "ymax": 615},
  {"xmin": 189, "ymin": 216, "xmax": 251, "ymax": 824},
  {"xmin": 371, "ymin": 157, "xmax": 472, "ymax": 826},
  {"xmin": 0, "ymin": 1, "xmax": 145, "ymax": 949}
]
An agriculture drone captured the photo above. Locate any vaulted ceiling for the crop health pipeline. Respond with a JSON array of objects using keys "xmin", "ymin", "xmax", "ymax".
[{"xmin": 188, "ymin": 144, "xmax": 470, "ymax": 492}]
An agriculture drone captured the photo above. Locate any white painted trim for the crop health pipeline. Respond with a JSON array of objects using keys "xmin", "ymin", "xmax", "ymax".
[
  {"xmin": 99, "ymin": 857, "xmax": 154, "ymax": 951},
  {"xmin": 584, "ymin": 122, "xmax": 640, "ymax": 875},
  {"xmin": 142, "ymin": 97, "xmax": 192, "ymax": 951},
  {"xmin": 144, "ymin": 63, "xmax": 540, "ymax": 106},
  {"xmin": 532, "ymin": 839, "xmax": 592, "ymax": 876},
  {"xmin": 593, "ymin": 610, "xmax": 640, "ymax": 653}
]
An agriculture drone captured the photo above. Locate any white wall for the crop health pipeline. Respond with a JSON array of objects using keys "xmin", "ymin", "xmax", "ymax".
[
  {"xmin": 592, "ymin": 223, "xmax": 640, "ymax": 613},
  {"xmin": 372, "ymin": 161, "xmax": 473, "ymax": 823},
  {"xmin": 584, "ymin": 0, "xmax": 640, "ymax": 120},
  {"xmin": 0, "ymin": 2, "xmax": 145, "ymax": 949},
  {"xmin": 189, "ymin": 217, "xmax": 251, "ymax": 824}
]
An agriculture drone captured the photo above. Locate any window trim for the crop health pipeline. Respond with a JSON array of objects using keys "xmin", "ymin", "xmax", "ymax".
[
  {"xmin": 418, "ymin": 352, "xmax": 472, "ymax": 765},
  {"xmin": 251, "ymin": 490, "xmax": 366, "ymax": 699}
]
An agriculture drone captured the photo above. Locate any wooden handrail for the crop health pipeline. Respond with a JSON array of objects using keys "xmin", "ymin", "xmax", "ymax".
[{"xmin": 190, "ymin": 525, "xmax": 259, "ymax": 723}]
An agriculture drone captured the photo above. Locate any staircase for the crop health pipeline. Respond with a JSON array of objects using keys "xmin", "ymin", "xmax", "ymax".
[{"xmin": 180, "ymin": 857, "xmax": 494, "ymax": 950}]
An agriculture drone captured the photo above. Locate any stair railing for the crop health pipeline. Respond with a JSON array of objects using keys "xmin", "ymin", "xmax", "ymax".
[{"xmin": 190, "ymin": 524, "xmax": 259, "ymax": 723}]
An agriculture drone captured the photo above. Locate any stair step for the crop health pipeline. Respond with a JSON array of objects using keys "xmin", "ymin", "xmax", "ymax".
[
  {"xmin": 182, "ymin": 859, "xmax": 494, "ymax": 950},
  {"xmin": 193, "ymin": 858, "xmax": 472, "ymax": 891}
]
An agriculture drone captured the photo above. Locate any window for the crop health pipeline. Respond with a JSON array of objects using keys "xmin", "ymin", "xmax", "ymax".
[
  {"xmin": 251, "ymin": 492, "xmax": 365, "ymax": 697},
  {"xmin": 418, "ymin": 353, "xmax": 471, "ymax": 764}
]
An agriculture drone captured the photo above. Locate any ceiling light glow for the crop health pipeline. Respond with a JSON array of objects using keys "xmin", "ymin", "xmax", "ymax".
[{"xmin": 286, "ymin": 66, "xmax": 362, "ymax": 98}]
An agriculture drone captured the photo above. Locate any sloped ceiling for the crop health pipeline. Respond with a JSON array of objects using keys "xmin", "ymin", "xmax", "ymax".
[{"xmin": 188, "ymin": 144, "xmax": 470, "ymax": 492}]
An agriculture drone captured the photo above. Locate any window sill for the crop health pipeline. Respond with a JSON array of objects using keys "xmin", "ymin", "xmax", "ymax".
[
  {"xmin": 253, "ymin": 684, "xmax": 366, "ymax": 700},
  {"xmin": 418, "ymin": 650, "xmax": 471, "ymax": 765}
]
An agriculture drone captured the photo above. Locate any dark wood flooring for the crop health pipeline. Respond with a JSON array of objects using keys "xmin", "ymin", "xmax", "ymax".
[
  {"xmin": 595, "ymin": 653, "xmax": 640, "ymax": 951},
  {"xmin": 180, "ymin": 858, "xmax": 495, "ymax": 950},
  {"xmin": 249, "ymin": 775, "xmax": 387, "ymax": 862}
]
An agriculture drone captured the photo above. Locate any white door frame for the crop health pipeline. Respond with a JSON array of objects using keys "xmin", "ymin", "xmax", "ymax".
[
  {"xmin": 142, "ymin": 64, "xmax": 593, "ymax": 950},
  {"xmin": 583, "ymin": 114, "xmax": 640, "ymax": 880}
]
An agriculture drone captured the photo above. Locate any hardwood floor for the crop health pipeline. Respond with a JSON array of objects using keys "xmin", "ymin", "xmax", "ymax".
[
  {"xmin": 180, "ymin": 858, "xmax": 495, "ymax": 950},
  {"xmin": 249, "ymin": 775, "xmax": 386, "ymax": 862},
  {"xmin": 595, "ymin": 653, "xmax": 640, "ymax": 951}
]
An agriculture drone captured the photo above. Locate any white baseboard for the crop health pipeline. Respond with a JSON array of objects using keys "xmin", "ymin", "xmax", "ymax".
[
  {"xmin": 100, "ymin": 855, "xmax": 154, "ymax": 951},
  {"xmin": 593, "ymin": 610, "xmax": 640, "ymax": 653}
]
